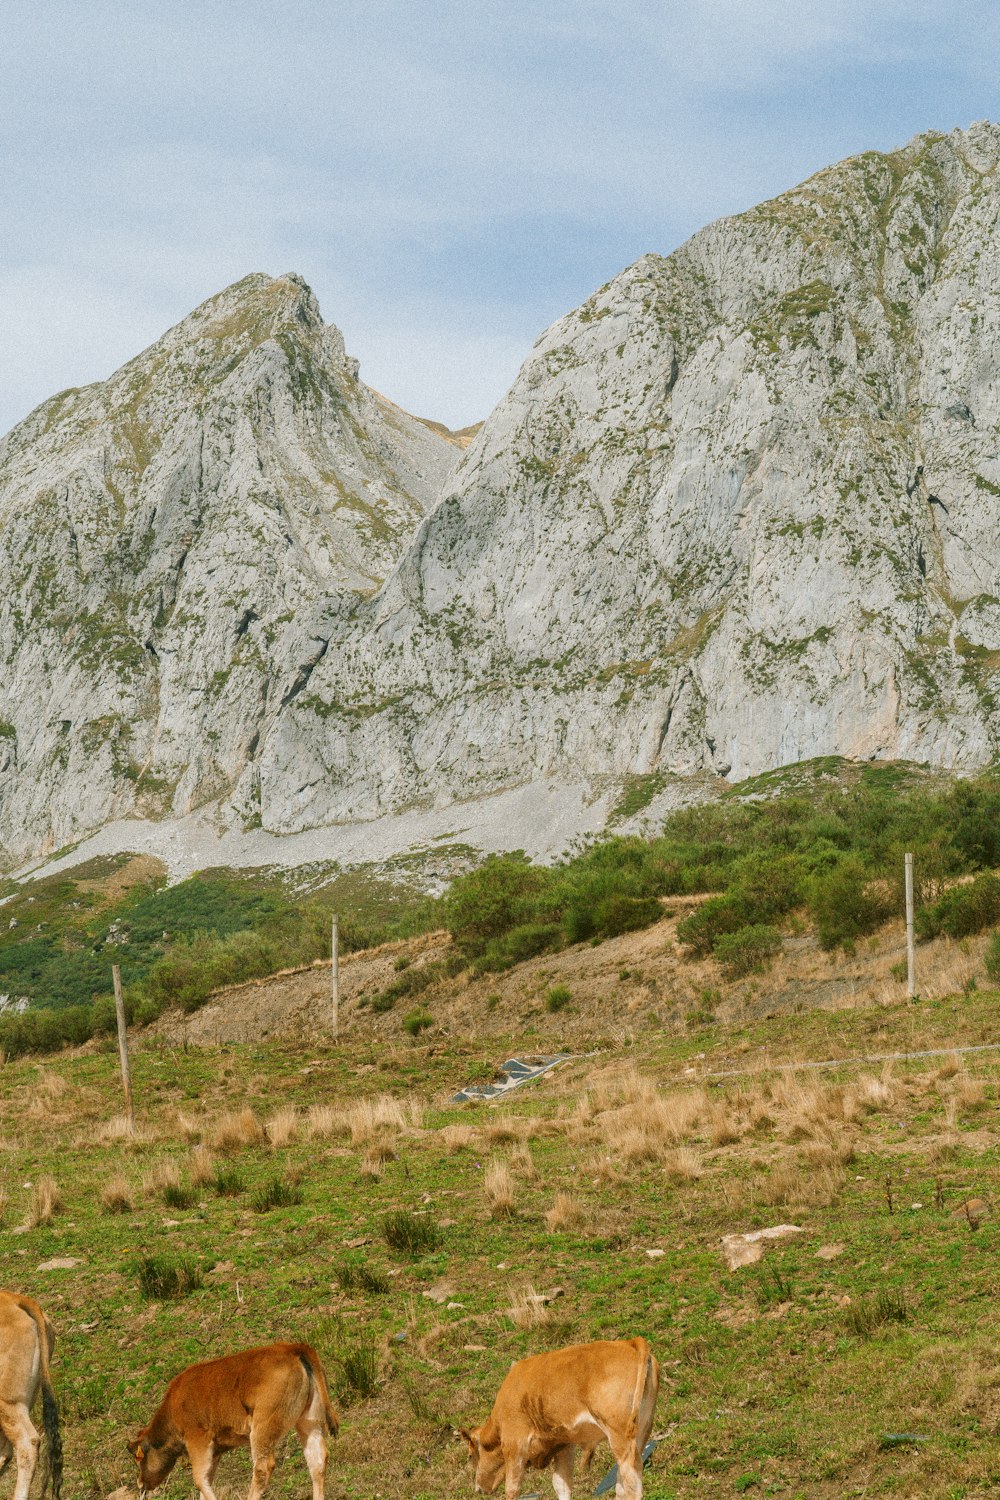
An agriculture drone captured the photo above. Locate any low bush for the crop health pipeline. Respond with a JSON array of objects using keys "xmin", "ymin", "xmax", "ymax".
[
  {"xmin": 545, "ymin": 984, "xmax": 571, "ymax": 1013},
  {"xmin": 917, "ymin": 873, "xmax": 1000, "ymax": 940},
  {"xmin": 808, "ymin": 857, "xmax": 891, "ymax": 950},
  {"xmin": 137, "ymin": 1255, "xmax": 202, "ymax": 1299},
  {"xmin": 381, "ymin": 1209, "xmax": 441, "ymax": 1256},
  {"xmin": 714, "ymin": 924, "xmax": 782, "ymax": 978},
  {"xmin": 844, "ymin": 1288, "xmax": 908, "ymax": 1338},
  {"xmin": 251, "ymin": 1176, "xmax": 304, "ymax": 1212},
  {"xmin": 162, "ymin": 1182, "xmax": 197, "ymax": 1210},
  {"xmin": 985, "ymin": 931, "xmax": 1000, "ymax": 985},
  {"xmin": 334, "ymin": 1261, "xmax": 390, "ymax": 1295},
  {"xmin": 212, "ymin": 1166, "xmax": 245, "ymax": 1197},
  {"xmin": 403, "ymin": 1008, "xmax": 432, "ymax": 1036}
]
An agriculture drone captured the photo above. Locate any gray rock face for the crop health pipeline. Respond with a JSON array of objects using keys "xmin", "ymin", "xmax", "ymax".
[
  {"xmin": 4, "ymin": 124, "xmax": 1000, "ymax": 865},
  {"xmin": 0, "ymin": 273, "xmax": 455, "ymax": 862},
  {"xmin": 266, "ymin": 122, "xmax": 1000, "ymax": 832}
]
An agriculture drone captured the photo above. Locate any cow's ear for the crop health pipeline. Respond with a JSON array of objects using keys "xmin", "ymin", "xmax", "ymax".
[{"xmin": 459, "ymin": 1427, "xmax": 479, "ymax": 1457}]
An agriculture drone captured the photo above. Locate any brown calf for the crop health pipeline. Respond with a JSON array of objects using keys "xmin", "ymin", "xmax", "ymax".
[
  {"xmin": 129, "ymin": 1342, "xmax": 338, "ymax": 1500},
  {"xmin": 462, "ymin": 1337, "xmax": 658, "ymax": 1500},
  {"xmin": 0, "ymin": 1291, "xmax": 62, "ymax": 1500}
]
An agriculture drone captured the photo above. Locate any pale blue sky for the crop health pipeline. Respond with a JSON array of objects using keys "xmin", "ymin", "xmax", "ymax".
[{"xmin": 3, "ymin": 0, "xmax": 1000, "ymax": 433}]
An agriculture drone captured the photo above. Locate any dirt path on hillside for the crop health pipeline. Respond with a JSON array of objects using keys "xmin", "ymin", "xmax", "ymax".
[{"xmin": 151, "ymin": 896, "xmax": 992, "ymax": 1053}]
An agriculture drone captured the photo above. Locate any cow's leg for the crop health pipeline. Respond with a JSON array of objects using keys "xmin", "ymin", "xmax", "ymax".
[
  {"xmin": 609, "ymin": 1438, "xmax": 643, "ymax": 1500},
  {"xmin": 0, "ymin": 1405, "xmax": 40, "ymax": 1500},
  {"xmin": 187, "ymin": 1434, "xmax": 222, "ymax": 1500},
  {"xmin": 551, "ymin": 1444, "xmax": 576, "ymax": 1500},
  {"xmin": 247, "ymin": 1421, "xmax": 284, "ymax": 1500},
  {"xmin": 502, "ymin": 1443, "xmax": 528, "ymax": 1500},
  {"xmin": 295, "ymin": 1414, "xmax": 328, "ymax": 1500}
]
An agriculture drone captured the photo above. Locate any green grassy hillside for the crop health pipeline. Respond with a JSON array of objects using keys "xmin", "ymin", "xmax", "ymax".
[{"xmin": 3, "ymin": 985, "xmax": 1000, "ymax": 1498}]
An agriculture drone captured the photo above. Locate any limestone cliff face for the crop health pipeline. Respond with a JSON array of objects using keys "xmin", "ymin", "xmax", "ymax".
[
  {"xmin": 262, "ymin": 122, "xmax": 1000, "ymax": 831},
  {"xmin": 4, "ymin": 125, "xmax": 1000, "ymax": 864},
  {"xmin": 0, "ymin": 273, "xmax": 455, "ymax": 862}
]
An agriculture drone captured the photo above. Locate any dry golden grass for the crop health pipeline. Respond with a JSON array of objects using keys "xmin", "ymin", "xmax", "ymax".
[
  {"xmin": 143, "ymin": 1160, "xmax": 182, "ymax": 1199},
  {"xmin": 707, "ymin": 1102, "xmax": 741, "ymax": 1147},
  {"xmin": 440, "ymin": 1124, "xmax": 476, "ymax": 1153},
  {"xmin": 343, "ymin": 1095, "xmax": 406, "ymax": 1148},
  {"xmin": 597, "ymin": 1084, "xmax": 707, "ymax": 1165},
  {"xmin": 100, "ymin": 1173, "xmax": 133, "ymax": 1214},
  {"xmin": 935, "ymin": 1053, "xmax": 963, "ymax": 1082},
  {"xmin": 0, "ymin": 1185, "xmax": 7, "ymax": 1224},
  {"xmin": 854, "ymin": 1063, "xmax": 896, "ymax": 1111},
  {"xmin": 266, "ymin": 1106, "xmax": 298, "ymax": 1149},
  {"xmin": 28, "ymin": 1175, "xmax": 61, "ymax": 1227},
  {"xmin": 359, "ymin": 1151, "xmax": 385, "ymax": 1181},
  {"xmin": 484, "ymin": 1112, "xmax": 529, "ymax": 1145},
  {"xmin": 172, "ymin": 1109, "xmax": 202, "ymax": 1142},
  {"xmin": 96, "ymin": 1113, "xmax": 143, "ymax": 1144},
  {"xmin": 209, "ymin": 1108, "xmax": 265, "ymax": 1152},
  {"xmin": 36, "ymin": 1070, "xmax": 68, "ymax": 1103},
  {"xmin": 759, "ymin": 1158, "xmax": 844, "ymax": 1208},
  {"xmin": 508, "ymin": 1141, "xmax": 539, "ymax": 1182},
  {"xmin": 188, "ymin": 1145, "xmax": 215, "ymax": 1187},
  {"xmin": 802, "ymin": 1137, "xmax": 855, "ymax": 1168},
  {"xmin": 953, "ymin": 1075, "xmax": 987, "ymax": 1113},
  {"xmin": 506, "ymin": 1284, "xmax": 552, "ymax": 1329},
  {"xmin": 484, "ymin": 1158, "xmax": 516, "ymax": 1218},
  {"xmin": 306, "ymin": 1104, "xmax": 338, "ymax": 1139},
  {"xmin": 664, "ymin": 1146, "xmax": 703, "ymax": 1184},
  {"xmin": 545, "ymin": 1190, "xmax": 586, "ymax": 1232}
]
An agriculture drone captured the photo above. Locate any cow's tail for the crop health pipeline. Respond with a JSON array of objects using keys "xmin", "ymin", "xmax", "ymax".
[
  {"xmin": 627, "ymin": 1337, "xmax": 658, "ymax": 1445},
  {"xmin": 299, "ymin": 1346, "xmax": 340, "ymax": 1438},
  {"xmin": 17, "ymin": 1298, "xmax": 62, "ymax": 1500}
]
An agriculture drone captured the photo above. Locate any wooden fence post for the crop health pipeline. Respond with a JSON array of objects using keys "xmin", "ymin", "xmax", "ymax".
[
  {"xmin": 331, "ymin": 913, "xmax": 340, "ymax": 1040},
  {"xmin": 905, "ymin": 852, "xmax": 916, "ymax": 1000},
  {"xmin": 111, "ymin": 963, "xmax": 134, "ymax": 1127}
]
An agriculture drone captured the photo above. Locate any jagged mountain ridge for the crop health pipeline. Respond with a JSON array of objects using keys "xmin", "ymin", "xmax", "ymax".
[
  {"xmin": 259, "ymin": 121, "xmax": 1000, "ymax": 833},
  {"xmin": 4, "ymin": 123, "xmax": 1000, "ymax": 865},
  {"xmin": 0, "ymin": 273, "xmax": 456, "ymax": 862}
]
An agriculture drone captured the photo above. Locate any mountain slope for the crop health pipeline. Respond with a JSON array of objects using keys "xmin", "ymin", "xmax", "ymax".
[
  {"xmin": 268, "ymin": 123, "xmax": 1000, "ymax": 832},
  {"xmin": 0, "ymin": 273, "xmax": 456, "ymax": 863}
]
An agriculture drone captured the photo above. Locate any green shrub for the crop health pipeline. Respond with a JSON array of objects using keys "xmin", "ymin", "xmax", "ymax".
[
  {"xmin": 808, "ymin": 857, "xmax": 891, "ymax": 950},
  {"xmin": 985, "ymin": 932, "xmax": 1000, "ymax": 985},
  {"xmin": 443, "ymin": 855, "xmax": 557, "ymax": 960},
  {"xmin": 403, "ymin": 1008, "xmax": 432, "ymax": 1036},
  {"xmin": 212, "ymin": 1166, "xmax": 245, "ymax": 1197},
  {"xmin": 137, "ymin": 1255, "xmax": 202, "ymax": 1299},
  {"xmin": 318, "ymin": 1316, "xmax": 382, "ymax": 1404},
  {"xmin": 162, "ymin": 1182, "xmax": 197, "ymax": 1210},
  {"xmin": 471, "ymin": 922, "xmax": 562, "ymax": 973},
  {"xmin": 334, "ymin": 1261, "xmax": 390, "ymax": 1295},
  {"xmin": 713, "ymin": 924, "xmax": 782, "ymax": 978},
  {"xmin": 545, "ymin": 984, "xmax": 571, "ymax": 1013},
  {"xmin": 251, "ymin": 1176, "xmax": 304, "ymax": 1212},
  {"xmin": 381, "ymin": 1210, "xmax": 441, "ymax": 1256},
  {"xmin": 844, "ymin": 1288, "xmax": 908, "ymax": 1339},
  {"xmin": 917, "ymin": 873, "xmax": 1000, "ymax": 940}
]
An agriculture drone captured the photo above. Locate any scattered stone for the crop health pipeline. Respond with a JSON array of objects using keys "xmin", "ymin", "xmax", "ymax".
[
  {"xmin": 645, "ymin": 1249, "xmax": 665, "ymax": 1260},
  {"xmin": 36, "ymin": 1257, "xmax": 82, "ymax": 1272},
  {"xmin": 721, "ymin": 1225, "xmax": 804, "ymax": 1271},
  {"xmin": 107, "ymin": 1487, "xmax": 133, "ymax": 1500},
  {"xmin": 952, "ymin": 1197, "xmax": 990, "ymax": 1219},
  {"xmin": 446, "ymin": 1301, "xmax": 466, "ymax": 1310},
  {"xmin": 344, "ymin": 1236, "xmax": 371, "ymax": 1248},
  {"xmin": 815, "ymin": 1244, "xmax": 843, "ymax": 1261},
  {"xmin": 422, "ymin": 1279, "xmax": 456, "ymax": 1305},
  {"xmin": 206, "ymin": 1260, "xmax": 236, "ymax": 1281},
  {"xmin": 527, "ymin": 1285, "xmax": 565, "ymax": 1306},
  {"xmin": 463, "ymin": 1344, "xmax": 487, "ymax": 1352}
]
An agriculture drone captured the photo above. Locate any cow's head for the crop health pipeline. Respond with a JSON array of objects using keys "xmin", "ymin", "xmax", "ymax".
[
  {"xmin": 127, "ymin": 1434, "xmax": 179, "ymax": 1494},
  {"xmin": 460, "ymin": 1424, "xmax": 505, "ymax": 1493}
]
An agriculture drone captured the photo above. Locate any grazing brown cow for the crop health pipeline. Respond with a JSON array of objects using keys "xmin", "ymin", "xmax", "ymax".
[
  {"xmin": 129, "ymin": 1342, "xmax": 339, "ymax": 1500},
  {"xmin": 462, "ymin": 1337, "xmax": 658, "ymax": 1500},
  {"xmin": 0, "ymin": 1291, "xmax": 62, "ymax": 1500}
]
